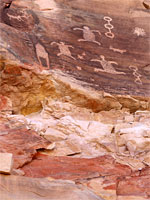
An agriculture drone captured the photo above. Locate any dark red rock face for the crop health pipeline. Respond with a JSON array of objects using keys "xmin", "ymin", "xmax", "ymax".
[
  {"xmin": 0, "ymin": 0, "xmax": 150, "ymax": 97},
  {"xmin": 22, "ymin": 153, "xmax": 150, "ymax": 198},
  {"xmin": 22, "ymin": 153, "xmax": 132, "ymax": 180},
  {"xmin": 0, "ymin": 124, "xmax": 50, "ymax": 169}
]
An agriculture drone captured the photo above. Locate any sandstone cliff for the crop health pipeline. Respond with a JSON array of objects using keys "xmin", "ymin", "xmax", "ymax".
[{"xmin": 0, "ymin": 0, "xmax": 150, "ymax": 200}]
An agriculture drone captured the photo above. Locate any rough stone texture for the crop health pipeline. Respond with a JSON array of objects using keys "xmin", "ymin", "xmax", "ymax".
[
  {"xmin": 25, "ymin": 109, "xmax": 150, "ymax": 170},
  {"xmin": 0, "ymin": 116, "xmax": 50, "ymax": 169},
  {"xmin": 0, "ymin": 0, "xmax": 150, "ymax": 199},
  {"xmin": 0, "ymin": 152, "xmax": 13, "ymax": 174},
  {"xmin": 21, "ymin": 153, "xmax": 150, "ymax": 199},
  {"xmin": 0, "ymin": 94, "xmax": 12, "ymax": 113},
  {"xmin": 43, "ymin": 127, "xmax": 67, "ymax": 142},
  {"xmin": 0, "ymin": 0, "xmax": 150, "ymax": 98},
  {"xmin": 22, "ymin": 153, "xmax": 132, "ymax": 179},
  {"xmin": 0, "ymin": 174, "xmax": 104, "ymax": 200},
  {"xmin": 117, "ymin": 175, "xmax": 150, "ymax": 198}
]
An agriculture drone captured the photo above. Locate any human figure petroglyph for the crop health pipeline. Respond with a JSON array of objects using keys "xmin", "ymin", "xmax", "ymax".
[
  {"xmin": 91, "ymin": 55, "xmax": 125, "ymax": 75},
  {"xmin": 109, "ymin": 46, "xmax": 127, "ymax": 54},
  {"xmin": 104, "ymin": 16, "xmax": 115, "ymax": 39},
  {"xmin": 35, "ymin": 43, "xmax": 50, "ymax": 69},
  {"xmin": 129, "ymin": 65, "xmax": 142, "ymax": 85},
  {"xmin": 51, "ymin": 41, "xmax": 76, "ymax": 60},
  {"xmin": 73, "ymin": 26, "xmax": 101, "ymax": 46}
]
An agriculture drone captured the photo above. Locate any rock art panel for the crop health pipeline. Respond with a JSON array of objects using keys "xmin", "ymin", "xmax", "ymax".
[
  {"xmin": 129, "ymin": 65, "xmax": 142, "ymax": 85},
  {"xmin": 0, "ymin": 0, "xmax": 150, "ymax": 99},
  {"xmin": 109, "ymin": 46, "xmax": 127, "ymax": 54},
  {"xmin": 91, "ymin": 55, "xmax": 125, "ymax": 75},
  {"xmin": 35, "ymin": 43, "xmax": 50, "ymax": 69},
  {"xmin": 73, "ymin": 26, "xmax": 101, "ymax": 45},
  {"xmin": 51, "ymin": 41, "xmax": 76, "ymax": 60}
]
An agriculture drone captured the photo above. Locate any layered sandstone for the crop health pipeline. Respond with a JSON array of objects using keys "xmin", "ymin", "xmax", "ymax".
[{"xmin": 0, "ymin": 0, "xmax": 150, "ymax": 200}]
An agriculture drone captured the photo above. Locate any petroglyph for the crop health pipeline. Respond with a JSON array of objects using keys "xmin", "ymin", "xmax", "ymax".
[
  {"xmin": 109, "ymin": 46, "xmax": 126, "ymax": 54},
  {"xmin": 133, "ymin": 27, "xmax": 146, "ymax": 37},
  {"xmin": 7, "ymin": 13, "xmax": 23, "ymax": 21},
  {"xmin": 129, "ymin": 65, "xmax": 142, "ymax": 85},
  {"xmin": 51, "ymin": 42, "xmax": 76, "ymax": 60},
  {"xmin": 104, "ymin": 16, "xmax": 114, "ymax": 39},
  {"xmin": 35, "ymin": 43, "xmax": 50, "ymax": 69},
  {"xmin": 91, "ymin": 55, "xmax": 125, "ymax": 75},
  {"xmin": 77, "ymin": 52, "xmax": 86, "ymax": 60},
  {"xmin": 73, "ymin": 26, "xmax": 101, "ymax": 45},
  {"xmin": 7, "ymin": 10, "xmax": 29, "ymax": 21}
]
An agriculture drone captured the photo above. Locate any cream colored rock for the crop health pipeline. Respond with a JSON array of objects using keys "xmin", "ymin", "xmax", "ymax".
[
  {"xmin": 143, "ymin": 152, "xmax": 150, "ymax": 166},
  {"xmin": 43, "ymin": 128, "xmax": 67, "ymax": 142},
  {"xmin": 0, "ymin": 153, "xmax": 13, "ymax": 174},
  {"xmin": 25, "ymin": 112, "xmax": 57, "ymax": 135},
  {"xmin": 87, "ymin": 121, "xmax": 113, "ymax": 139},
  {"xmin": 56, "ymin": 116, "xmax": 113, "ymax": 137},
  {"xmin": 117, "ymin": 196, "xmax": 148, "ymax": 200},
  {"xmin": 56, "ymin": 116, "xmax": 89, "ymax": 136},
  {"xmin": 84, "ymin": 178, "xmax": 117, "ymax": 200},
  {"xmin": 113, "ymin": 155, "xmax": 145, "ymax": 171},
  {"xmin": 41, "ymin": 98, "xmax": 99, "ymax": 121},
  {"xmin": 115, "ymin": 123, "xmax": 133, "ymax": 133},
  {"xmin": 44, "ymin": 137, "xmax": 81, "ymax": 156},
  {"xmin": 0, "ymin": 175, "xmax": 104, "ymax": 200},
  {"xmin": 46, "ymin": 142, "xmax": 56, "ymax": 150},
  {"xmin": 41, "ymin": 98, "xmax": 73, "ymax": 119},
  {"xmin": 124, "ymin": 115, "xmax": 134, "ymax": 123},
  {"xmin": 116, "ymin": 124, "xmax": 150, "ymax": 156}
]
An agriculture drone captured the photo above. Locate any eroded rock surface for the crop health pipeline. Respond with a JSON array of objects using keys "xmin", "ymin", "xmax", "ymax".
[
  {"xmin": 22, "ymin": 153, "xmax": 132, "ymax": 179},
  {"xmin": 0, "ymin": 0, "xmax": 150, "ymax": 97},
  {"xmin": 0, "ymin": 0, "xmax": 150, "ymax": 200},
  {"xmin": 0, "ymin": 175, "xmax": 104, "ymax": 200},
  {"xmin": 0, "ymin": 115, "xmax": 50, "ymax": 168}
]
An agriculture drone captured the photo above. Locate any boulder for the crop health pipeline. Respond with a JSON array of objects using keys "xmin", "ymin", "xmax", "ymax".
[
  {"xmin": 0, "ymin": 153, "xmax": 13, "ymax": 174},
  {"xmin": 0, "ymin": 116, "xmax": 50, "ymax": 169},
  {"xmin": 0, "ymin": 174, "xmax": 104, "ymax": 200}
]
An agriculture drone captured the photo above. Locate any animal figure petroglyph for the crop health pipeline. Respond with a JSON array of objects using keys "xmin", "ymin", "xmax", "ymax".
[
  {"xmin": 109, "ymin": 46, "xmax": 127, "ymax": 54},
  {"xmin": 73, "ymin": 26, "xmax": 101, "ymax": 46},
  {"xmin": 7, "ymin": 10, "xmax": 29, "ymax": 21},
  {"xmin": 129, "ymin": 65, "xmax": 142, "ymax": 85},
  {"xmin": 51, "ymin": 41, "xmax": 76, "ymax": 60},
  {"xmin": 35, "ymin": 43, "xmax": 50, "ymax": 69},
  {"xmin": 104, "ymin": 16, "xmax": 114, "ymax": 39},
  {"xmin": 133, "ymin": 27, "xmax": 146, "ymax": 37},
  {"xmin": 91, "ymin": 55, "xmax": 125, "ymax": 75}
]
